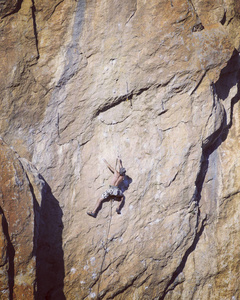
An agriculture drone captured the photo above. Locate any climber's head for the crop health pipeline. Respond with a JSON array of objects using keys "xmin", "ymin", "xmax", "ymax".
[{"xmin": 119, "ymin": 167, "xmax": 126, "ymax": 176}]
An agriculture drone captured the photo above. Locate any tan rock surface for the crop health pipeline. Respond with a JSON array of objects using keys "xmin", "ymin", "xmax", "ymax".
[
  {"xmin": 0, "ymin": 0, "xmax": 240, "ymax": 299},
  {"xmin": 0, "ymin": 139, "xmax": 35, "ymax": 299}
]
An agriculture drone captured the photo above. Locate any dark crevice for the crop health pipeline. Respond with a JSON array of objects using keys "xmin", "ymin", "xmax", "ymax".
[
  {"xmin": 94, "ymin": 96, "xmax": 129, "ymax": 118},
  {"xmin": 159, "ymin": 49, "xmax": 240, "ymax": 300},
  {"xmin": 193, "ymin": 50, "xmax": 240, "ymax": 221},
  {"xmin": 55, "ymin": 0, "xmax": 86, "ymax": 88},
  {"xmin": 101, "ymin": 267, "xmax": 148, "ymax": 300},
  {"xmin": 229, "ymin": 93, "xmax": 240, "ymax": 128},
  {"xmin": 159, "ymin": 215, "xmax": 206, "ymax": 300},
  {"xmin": 135, "ymin": 86, "xmax": 150, "ymax": 96},
  {"xmin": 0, "ymin": 207, "xmax": 15, "ymax": 300},
  {"xmin": 215, "ymin": 49, "xmax": 240, "ymax": 100},
  {"xmin": 190, "ymin": 71, "xmax": 206, "ymax": 95},
  {"xmin": 31, "ymin": 0, "xmax": 40, "ymax": 59},
  {"xmin": 1, "ymin": 0, "xmax": 23, "ymax": 19},
  {"xmin": 94, "ymin": 86, "xmax": 150, "ymax": 118},
  {"xmin": 220, "ymin": 10, "xmax": 226, "ymax": 25},
  {"xmin": 126, "ymin": 10, "xmax": 136, "ymax": 24},
  {"xmin": 202, "ymin": 83, "xmax": 227, "ymax": 150},
  {"xmin": 47, "ymin": 0, "xmax": 65, "ymax": 20}
]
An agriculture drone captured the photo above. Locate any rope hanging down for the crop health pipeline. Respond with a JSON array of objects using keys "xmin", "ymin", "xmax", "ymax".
[{"xmin": 96, "ymin": 199, "xmax": 113, "ymax": 299}]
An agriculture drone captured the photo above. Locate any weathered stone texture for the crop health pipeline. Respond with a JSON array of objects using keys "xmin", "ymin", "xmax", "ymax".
[
  {"xmin": 0, "ymin": 0, "xmax": 240, "ymax": 299},
  {"xmin": 0, "ymin": 139, "xmax": 35, "ymax": 299}
]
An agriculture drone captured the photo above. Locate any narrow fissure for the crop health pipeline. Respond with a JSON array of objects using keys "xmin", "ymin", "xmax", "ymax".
[
  {"xmin": 0, "ymin": 207, "xmax": 15, "ymax": 300},
  {"xmin": 2, "ymin": 0, "xmax": 23, "ymax": 18},
  {"xmin": 94, "ymin": 85, "xmax": 150, "ymax": 118},
  {"xmin": 159, "ymin": 49, "xmax": 240, "ymax": 300},
  {"xmin": 31, "ymin": 0, "xmax": 40, "ymax": 59},
  {"xmin": 159, "ymin": 215, "xmax": 206, "ymax": 300}
]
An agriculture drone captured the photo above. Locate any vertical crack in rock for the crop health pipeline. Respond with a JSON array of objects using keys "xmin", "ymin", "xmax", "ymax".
[
  {"xmin": 56, "ymin": 0, "xmax": 86, "ymax": 87},
  {"xmin": 31, "ymin": 0, "xmax": 39, "ymax": 59},
  {"xmin": 160, "ymin": 49, "xmax": 240, "ymax": 299},
  {"xmin": 159, "ymin": 214, "xmax": 206, "ymax": 300},
  {"xmin": 187, "ymin": 0, "xmax": 197, "ymax": 16},
  {"xmin": 201, "ymin": 83, "xmax": 225, "ymax": 150},
  {"xmin": 45, "ymin": 0, "xmax": 86, "ymax": 144},
  {"xmin": 48, "ymin": 0, "xmax": 65, "ymax": 20},
  {"xmin": 188, "ymin": 0, "xmax": 204, "ymax": 31},
  {"xmin": 107, "ymin": 267, "xmax": 148, "ymax": 300},
  {"xmin": 215, "ymin": 49, "xmax": 240, "ymax": 127},
  {"xmin": 0, "ymin": 207, "xmax": 15, "ymax": 300},
  {"xmin": 220, "ymin": 9, "xmax": 227, "ymax": 25}
]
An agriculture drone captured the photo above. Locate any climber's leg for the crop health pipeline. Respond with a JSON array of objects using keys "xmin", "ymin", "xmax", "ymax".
[
  {"xmin": 116, "ymin": 196, "xmax": 124, "ymax": 214},
  {"xmin": 87, "ymin": 197, "xmax": 105, "ymax": 218}
]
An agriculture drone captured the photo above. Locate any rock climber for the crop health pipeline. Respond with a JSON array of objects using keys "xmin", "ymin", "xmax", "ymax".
[{"xmin": 87, "ymin": 157, "xmax": 126, "ymax": 218}]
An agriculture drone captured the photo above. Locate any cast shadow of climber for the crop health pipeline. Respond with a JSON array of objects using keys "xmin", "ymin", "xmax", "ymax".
[
  {"xmin": 32, "ymin": 176, "xmax": 66, "ymax": 300},
  {"xmin": 117, "ymin": 175, "xmax": 133, "ymax": 210}
]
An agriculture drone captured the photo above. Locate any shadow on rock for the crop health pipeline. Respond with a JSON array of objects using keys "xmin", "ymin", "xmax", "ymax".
[
  {"xmin": 114, "ymin": 175, "xmax": 133, "ymax": 213},
  {"xmin": 0, "ymin": 207, "xmax": 15, "ymax": 300},
  {"xmin": 119, "ymin": 175, "xmax": 133, "ymax": 193},
  {"xmin": 33, "ymin": 176, "xmax": 65, "ymax": 300}
]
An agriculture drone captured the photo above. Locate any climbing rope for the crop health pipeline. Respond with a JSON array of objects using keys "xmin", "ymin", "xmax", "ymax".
[{"xmin": 96, "ymin": 199, "xmax": 113, "ymax": 299}]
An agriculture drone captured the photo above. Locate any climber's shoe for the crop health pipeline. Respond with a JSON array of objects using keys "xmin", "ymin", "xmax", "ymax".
[
  {"xmin": 87, "ymin": 211, "xmax": 96, "ymax": 218},
  {"xmin": 116, "ymin": 208, "xmax": 121, "ymax": 214}
]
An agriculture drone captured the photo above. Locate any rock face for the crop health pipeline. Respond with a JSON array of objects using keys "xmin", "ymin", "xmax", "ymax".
[
  {"xmin": 0, "ymin": 0, "xmax": 240, "ymax": 299},
  {"xmin": 0, "ymin": 139, "xmax": 35, "ymax": 299}
]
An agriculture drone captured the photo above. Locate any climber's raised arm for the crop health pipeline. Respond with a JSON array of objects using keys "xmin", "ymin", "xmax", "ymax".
[
  {"xmin": 114, "ymin": 156, "xmax": 123, "ymax": 172},
  {"xmin": 119, "ymin": 158, "xmax": 123, "ymax": 169},
  {"xmin": 103, "ymin": 159, "xmax": 115, "ymax": 173}
]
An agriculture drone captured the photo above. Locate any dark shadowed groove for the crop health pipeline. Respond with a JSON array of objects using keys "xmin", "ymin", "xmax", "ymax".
[
  {"xmin": 0, "ymin": 207, "xmax": 15, "ymax": 300},
  {"xmin": 56, "ymin": 0, "xmax": 86, "ymax": 88},
  {"xmin": 159, "ymin": 215, "xmax": 206, "ymax": 300},
  {"xmin": 159, "ymin": 49, "xmax": 240, "ymax": 299},
  {"xmin": 31, "ymin": 0, "xmax": 39, "ymax": 59},
  {"xmin": 190, "ymin": 70, "xmax": 206, "ymax": 95},
  {"xmin": 94, "ymin": 85, "xmax": 151, "ymax": 118},
  {"xmin": 220, "ymin": 10, "xmax": 226, "ymax": 25},
  {"xmin": 48, "ymin": 0, "xmax": 65, "ymax": 20},
  {"xmin": 2, "ymin": 0, "xmax": 23, "ymax": 18},
  {"xmin": 94, "ymin": 95, "xmax": 130, "ymax": 118},
  {"xmin": 106, "ymin": 267, "xmax": 148, "ymax": 300}
]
